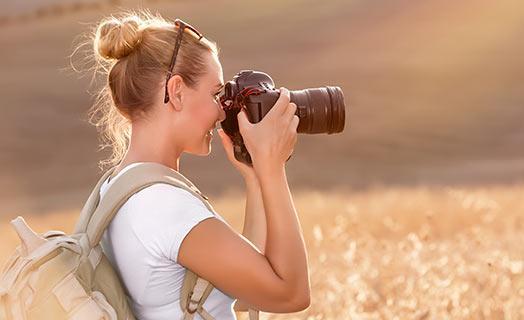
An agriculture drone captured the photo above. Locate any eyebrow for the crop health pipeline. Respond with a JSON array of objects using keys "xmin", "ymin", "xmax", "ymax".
[{"xmin": 215, "ymin": 83, "xmax": 224, "ymax": 90}]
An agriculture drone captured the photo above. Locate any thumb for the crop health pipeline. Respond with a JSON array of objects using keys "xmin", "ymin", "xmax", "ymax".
[
  {"xmin": 237, "ymin": 108, "xmax": 251, "ymax": 132},
  {"xmin": 218, "ymin": 129, "xmax": 235, "ymax": 160},
  {"xmin": 218, "ymin": 128, "xmax": 235, "ymax": 150},
  {"xmin": 217, "ymin": 128, "xmax": 230, "ymax": 144}
]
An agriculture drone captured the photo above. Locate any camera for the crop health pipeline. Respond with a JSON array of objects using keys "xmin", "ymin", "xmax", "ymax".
[{"xmin": 219, "ymin": 70, "xmax": 347, "ymax": 166}]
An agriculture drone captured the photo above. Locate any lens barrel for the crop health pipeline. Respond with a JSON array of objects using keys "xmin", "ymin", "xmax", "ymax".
[{"xmin": 290, "ymin": 86, "xmax": 346, "ymax": 134}]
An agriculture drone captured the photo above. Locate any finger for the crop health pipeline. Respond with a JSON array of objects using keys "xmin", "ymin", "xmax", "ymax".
[
  {"xmin": 217, "ymin": 129, "xmax": 230, "ymax": 148},
  {"xmin": 266, "ymin": 87, "xmax": 291, "ymax": 118},
  {"xmin": 289, "ymin": 114, "xmax": 300, "ymax": 132},
  {"xmin": 218, "ymin": 128, "xmax": 229, "ymax": 143},
  {"xmin": 218, "ymin": 129, "xmax": 235, "ymax": 158},
  {"xmin": 236, "ymin": 108, "xmax": 252, "ymax": 133},
  {"xmin": 284, "ymin": 102, "xmax": 298, "ymax": 123}
]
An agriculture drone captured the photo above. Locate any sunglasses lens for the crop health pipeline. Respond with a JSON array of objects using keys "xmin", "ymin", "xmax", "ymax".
[{"xmin": 175, "ymin": 19, "xmax": 202, "ymax": 39}]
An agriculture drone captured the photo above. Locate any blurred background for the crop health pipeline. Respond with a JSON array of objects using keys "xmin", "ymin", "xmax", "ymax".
[{"xmin": 0, "ymin": 0, "xmax": 523, "ymax": 319}]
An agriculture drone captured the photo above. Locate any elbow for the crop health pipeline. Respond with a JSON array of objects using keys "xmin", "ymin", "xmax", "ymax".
[
  {"xmin": 297, "ymin": 292, "xmax": 311, "ymax": 311},
  {"xmin": 295, "ymin": 277, "xmax": 312, "ymax": 311},
  {"xmin": 288, "ymin": 289, "xmax": 311, "ymax": 312},
  {"xmin": 286, "ymin": 275, "xmax": 311, "ymax": 312}
]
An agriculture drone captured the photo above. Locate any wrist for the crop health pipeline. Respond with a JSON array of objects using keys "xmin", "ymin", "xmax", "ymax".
[
  {"xmin": 253, "ymin": 158, "xmax": 284, "ymax": 172},
  {"xmin": 242, "ymin": 169, "xmax": 258, "ymax": 182},
  {"xmin": 243, "ymin": 172, "xmax": 259, "ymax": 185},
  {"xmin": 254, "ymin": 163, "xmax": 286, "ymax": 183}
]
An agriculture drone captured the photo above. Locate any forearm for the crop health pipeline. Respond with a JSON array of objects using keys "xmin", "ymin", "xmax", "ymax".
[
  {"xmin": 255, "ymin": 166, "xmax": 310, "ymax": 299},
  {"xmin": 241, "ymin": 174, "xmax": 267, "ymax": 254},
  {"xmin": 235, "ymin": 175, "xmax": 267, "ymax": 312}
]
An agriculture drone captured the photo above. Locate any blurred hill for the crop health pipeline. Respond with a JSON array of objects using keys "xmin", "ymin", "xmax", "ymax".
[{"xmin": 0, "ymin": 0, "xmax": 523, "ymax": 214}]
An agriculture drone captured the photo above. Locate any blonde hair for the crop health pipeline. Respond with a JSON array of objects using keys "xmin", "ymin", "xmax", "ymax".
[{"xmin": 74, "ymin": 9, "xmax": 218, "ymax": 171}]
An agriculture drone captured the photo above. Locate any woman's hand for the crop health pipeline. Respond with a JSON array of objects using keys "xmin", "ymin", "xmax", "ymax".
[
  {"xmin": 217, "ymin": 127, "xmax": 257, "ymax": 180},
  {"xmin": 236, "ymin": 87, "xmax": 299, "ymax": 174}
]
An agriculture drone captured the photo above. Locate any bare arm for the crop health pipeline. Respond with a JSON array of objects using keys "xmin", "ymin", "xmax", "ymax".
[
  {"xmin": 241, "ymin": 174, "xmax": 267, "ymax": 253},
  {"xmin": 178, "ymin": 165, "xmax": 310, "ymax": 312},
  {"xmin": 255, "ymin": 165, "xmax": 310, "ymax": 301},
  {"xmin": 234, "ymin": 174, "xmax": 267, "ymax": 311}
]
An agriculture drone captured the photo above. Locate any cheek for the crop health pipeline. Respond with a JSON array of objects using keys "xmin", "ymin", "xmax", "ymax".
[{"xmin": 190, "ymin": 98, "xmax": 216, "ymax": 131}]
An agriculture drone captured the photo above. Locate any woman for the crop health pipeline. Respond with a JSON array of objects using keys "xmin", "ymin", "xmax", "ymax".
[{"xmin": 89, "ymin": 10, "xmax": 310, "ymax": 320}]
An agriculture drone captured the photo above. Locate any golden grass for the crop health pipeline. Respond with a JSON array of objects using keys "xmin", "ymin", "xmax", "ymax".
[{"xmin": 1, "ymin": 184, "xmax": 523, "ymax": 319}]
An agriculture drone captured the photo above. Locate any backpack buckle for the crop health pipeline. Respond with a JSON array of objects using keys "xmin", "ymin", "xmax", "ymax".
[{"xmin": 187, "ymin": 297, "xmax": 200, "ymax": 314}]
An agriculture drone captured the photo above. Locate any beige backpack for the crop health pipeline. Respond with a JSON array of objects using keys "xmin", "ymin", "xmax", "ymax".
[{"xmin": 0, "ymin": 162, "xmax": 259, "ymax": 320}]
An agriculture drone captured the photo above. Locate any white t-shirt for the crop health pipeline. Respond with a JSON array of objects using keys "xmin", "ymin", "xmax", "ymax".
[{"xmin": 99, "ymin": 163, "xmax": 237, "ymax": 320}]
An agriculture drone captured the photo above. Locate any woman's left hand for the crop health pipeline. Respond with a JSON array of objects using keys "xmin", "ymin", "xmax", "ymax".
[{"xmin": 217, "ymin": 128, "xmax": 257, "ymax": 180}]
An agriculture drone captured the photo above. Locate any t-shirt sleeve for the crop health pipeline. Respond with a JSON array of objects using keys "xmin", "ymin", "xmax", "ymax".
[
  {"xmin": 167, "ymin": 196, "xmax": 216, "ymax": 264},
  {"xmin": 125, "ymin": 183, "xmax": 217, "ymax": 264}
]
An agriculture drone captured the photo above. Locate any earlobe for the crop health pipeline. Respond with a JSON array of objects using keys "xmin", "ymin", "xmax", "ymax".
[
  {"xmin": 175, "ymin": 94, "xmax": 184, "ymax": 111},
  {"xmin": 169, "ymin": 96, "xmax": 183, "ymax": 112}
]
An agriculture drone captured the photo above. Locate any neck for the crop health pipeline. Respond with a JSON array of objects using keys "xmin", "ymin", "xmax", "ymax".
[{"xmin": 118, "ymin": 120, "xmax": 182, "ymax": 172}]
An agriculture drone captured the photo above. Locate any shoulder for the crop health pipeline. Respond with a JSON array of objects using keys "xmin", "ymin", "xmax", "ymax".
[
  {"xmin": 123, "ymin": 183, "xmax": 216, "ymax": 225},
  {"xmin": 131, "ymin": 183, "xmax": 207, "ymax": 208},
  {"xmin": 118, "ymin": 183, "xmax": 218, "ymax": 262}
]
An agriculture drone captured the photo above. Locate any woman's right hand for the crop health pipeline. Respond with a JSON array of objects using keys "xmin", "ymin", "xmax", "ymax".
[{"xmin": 237, "ymin": 87, "xmax": 299, "ymax": 174}]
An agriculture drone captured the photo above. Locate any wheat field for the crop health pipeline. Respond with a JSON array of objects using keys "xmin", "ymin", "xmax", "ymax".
[{"xmin": 2, "ymin": 184, "xmax": 523, "ymax": 320}]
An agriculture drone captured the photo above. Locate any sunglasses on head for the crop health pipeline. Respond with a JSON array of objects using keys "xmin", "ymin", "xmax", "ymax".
[{"xmin": 163, "ymin": 19, "xmax": 204, "ymax": 104}]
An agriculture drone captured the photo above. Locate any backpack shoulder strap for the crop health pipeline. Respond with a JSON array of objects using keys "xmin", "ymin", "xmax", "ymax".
[
  {"xmin": 84, "ymin": 162, "xmax": 214, "ymax": 248},
  {"xmin": 180, "ymin": 271, "xmax": 215, "ymax": 320},
  {"xmin": 74, "ymin": 167, "xmax": 117, "ymax": 234}
]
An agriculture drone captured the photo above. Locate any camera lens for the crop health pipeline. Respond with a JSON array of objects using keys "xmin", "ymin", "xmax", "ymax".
[{"xmin": 290, "ymin": 86, "xmax": 346, "ymax": 134}]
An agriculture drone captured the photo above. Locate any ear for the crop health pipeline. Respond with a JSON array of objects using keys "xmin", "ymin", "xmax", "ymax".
[{"xmin": 166, "ymin": 74, "xmax": 185, "ymax": 111}]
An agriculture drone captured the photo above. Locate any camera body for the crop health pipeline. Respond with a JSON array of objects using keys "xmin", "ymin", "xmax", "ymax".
[{"xmin": 219, "ymin": 70, "xmax": 346, "ymax": 166}]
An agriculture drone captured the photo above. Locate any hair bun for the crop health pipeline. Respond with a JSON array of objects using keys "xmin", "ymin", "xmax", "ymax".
[{"xmin": 95, "ymin": 16, "xmax": 143, "ymax": 60}]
